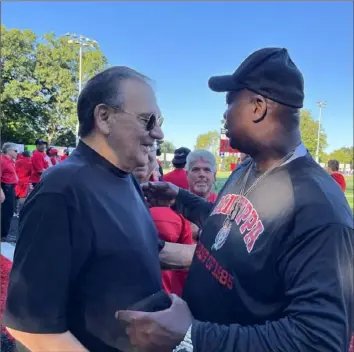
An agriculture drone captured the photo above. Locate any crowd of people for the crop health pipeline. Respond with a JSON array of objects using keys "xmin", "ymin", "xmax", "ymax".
[
  {"xmin": 0, "ymin": 139, "xmax": 69, "ymax": 241},
  {"xmin": 1, "ymin": 48, "xmax": 353, "ymax": 352}
]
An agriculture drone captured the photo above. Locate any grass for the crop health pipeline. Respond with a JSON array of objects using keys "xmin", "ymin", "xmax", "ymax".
[{"xmin": 215, "ymin": 172, "xmax": 353, "ymax": 211}]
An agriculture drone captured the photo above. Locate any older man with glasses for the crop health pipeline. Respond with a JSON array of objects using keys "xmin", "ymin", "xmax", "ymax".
[
  {"xmin": 4, "ymin": 67, "xmax": 193, "ymax": 352},
  {"xmin": 1, "ymin": 142, "xmax": 18, "ymax": 241}
]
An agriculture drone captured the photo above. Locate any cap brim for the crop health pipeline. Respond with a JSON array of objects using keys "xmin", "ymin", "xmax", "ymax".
[{"xmin": 208, "ymin": 75, "xmax": 238, "ymax": 92}]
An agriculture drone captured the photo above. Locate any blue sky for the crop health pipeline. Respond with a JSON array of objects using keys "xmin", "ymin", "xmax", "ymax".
[{"xmin": 2, "ymin": 1, "xmax": 353, "ymax": 152}]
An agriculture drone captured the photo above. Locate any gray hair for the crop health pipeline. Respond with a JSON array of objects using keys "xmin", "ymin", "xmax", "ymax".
[
  {"xmin": 77, "ymin": 66, "xmax": 151, "ymax": 138},
  {"xmin": 186, "ymin": 149, "xmax": 217, "ymax": 173},
  {"xmin": 2, "ymin": 142, "xmax": 17, "ymax": 154}
]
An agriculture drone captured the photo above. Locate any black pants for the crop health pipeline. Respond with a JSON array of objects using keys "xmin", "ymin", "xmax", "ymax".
[{"xmin": 1, "ymin": 183, "xmax": 16, "ymax": 239}]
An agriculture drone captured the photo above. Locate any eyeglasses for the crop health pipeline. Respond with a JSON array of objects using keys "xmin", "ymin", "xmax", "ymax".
[{"xmin": 106, "ymin": 104, "xmax": 164, "ymax": 131}]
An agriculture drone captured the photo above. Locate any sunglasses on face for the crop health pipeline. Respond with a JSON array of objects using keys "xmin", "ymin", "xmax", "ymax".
[{"xmin": 106, "ymin": 105, "xmax": 164, "ymax": 131}]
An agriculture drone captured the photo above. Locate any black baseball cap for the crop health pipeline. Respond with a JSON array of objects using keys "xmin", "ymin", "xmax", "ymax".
[
  {"xmin": 35, "ymin": 138, "xmax": 48, "ymax": 145},
  {"xmin": 208, "ymin": 48, "xmax": 304, "ymax": 108},
  {"xmin": 172, "ymin": 147, "xmax": 191, "ymax": 165}
]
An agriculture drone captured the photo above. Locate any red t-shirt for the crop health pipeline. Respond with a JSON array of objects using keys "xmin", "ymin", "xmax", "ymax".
[
  {"xmin": 61, "ymin": 154, "xmax": 68, "ymax": 162},
  {"xmin": 207, "ymin": 192, "xmax": 217, "ymax": 203},
  {"xmin": 331, "ymin": 172, "xmax": 346, "ymax": 192},
  {"xmin": 150, "ymin": 207, "xmax": 193, "ymax": 297},
  {"xmin": 15, "ymin": 157, "xmax": 32, "ymax": 198},
  {"xmin": 163, "ymin": 168, "xmax": 189, "ymax": 189},
  {"xmin": 30, "ymin": 150, "xmax": 51, "ymax": 183},
  {"xmin": 0, "ymin": 155, "xmax": 18, "ymax": 185}
]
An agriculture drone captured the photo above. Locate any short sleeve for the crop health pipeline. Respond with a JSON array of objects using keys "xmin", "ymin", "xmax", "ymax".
[{"xmin": 3, "ymin": 192, "xmax": 89, "ymax": 334}]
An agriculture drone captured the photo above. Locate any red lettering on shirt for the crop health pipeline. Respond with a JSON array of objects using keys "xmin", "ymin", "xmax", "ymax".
[
  {"xmin": 195, "ymin": 242, "xmax": 234, "ymax": 290},
  {"xmin": 210, "ymin": 194, "xmax": 265, "ymax": 253},
  {"xmin": 212, "ymin": 195, "xmax": 230, "ymax": 215},
  {"xmin": 243, "ymin": 220, "xmax": 264, "ymax": 253},
  {"xmin": 240, "ymin": 208, "xmax": 259, "ymax": 234}
]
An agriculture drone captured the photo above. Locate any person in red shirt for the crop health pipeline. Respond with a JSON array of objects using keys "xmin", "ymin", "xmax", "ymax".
[
  {"xmin": 163, "ymin": 147, "xmax": 190, "ymax": 189},
  {"xmin": 30, "ymin": 138, "xmax": 52, "ymax": 188},
  {"xmin": 133, "ymin": 147, "xmax": 194, "ymax": 297},
  {"xmin": 185, "ymin": 149, "xmax": 218, "ymax": 240},
  {"xmin": 15, "ymin": 150, "xmax": 32, "ymax": 216},
  {"xmin": 328, "ymin": 159, "xmax": 346, "ymax": 192},
  {"xmin": 48, "ymin": 148, "xmax": 61, "ymax": 166},
  {"xmin": 60, "ymin": 148, "xmax": 70, "ymax": 162},
  {"xmin": 1, "ymin": 142, "xmax": 18, "ymax": 240}
]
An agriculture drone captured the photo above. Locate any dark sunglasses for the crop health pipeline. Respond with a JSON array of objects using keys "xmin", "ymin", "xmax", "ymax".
[{"xmin": 106, "ymin": 105, "xmax": 164, "ymax": 131}]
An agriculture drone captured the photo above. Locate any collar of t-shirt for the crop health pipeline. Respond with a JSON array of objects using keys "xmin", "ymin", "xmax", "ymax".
[
  {"xmin": 246, "ymin": 143, "xmax": 307, "ymax": 171},
  {"xmin": 281, "ymin": 143, "xmax": 308, "ymax": 166},
  {"xmin": 76, "ymin": 141, "xmax": 129, "ymax": 178}
]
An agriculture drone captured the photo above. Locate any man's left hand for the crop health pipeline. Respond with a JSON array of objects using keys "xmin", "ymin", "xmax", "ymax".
[{"xmin": 116, "ymin": 294, "xmax": 193, "ymax": 352}]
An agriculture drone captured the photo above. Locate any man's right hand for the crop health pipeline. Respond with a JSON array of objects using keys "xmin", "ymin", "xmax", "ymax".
[{"xmin": 141, "ymin": 182, "xmax": 179, "ymax": 207}]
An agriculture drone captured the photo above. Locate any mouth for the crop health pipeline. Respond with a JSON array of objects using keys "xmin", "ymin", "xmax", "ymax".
[{"xmin": 195, "ymin": 182, "xmax": 207, "ymax": 187}]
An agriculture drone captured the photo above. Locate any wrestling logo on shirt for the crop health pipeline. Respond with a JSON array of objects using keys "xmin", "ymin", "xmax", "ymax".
[{"xmin": 210, "ymin": 194, "xmax": 264, "ymax": 253}]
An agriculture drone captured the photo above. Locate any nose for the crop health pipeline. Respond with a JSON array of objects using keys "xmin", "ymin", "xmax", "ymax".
[
  {"xmin": 150, "ymin": 123, "xmax": 164, "ymax": 141},
  {"xmin": 198, "ymin": 170, "xmax": 207, "ymax": 178}
]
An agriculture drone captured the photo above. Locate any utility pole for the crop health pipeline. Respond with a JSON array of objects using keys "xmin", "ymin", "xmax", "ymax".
[
  {"xmin": 315, "ymin": 100, "xmax": 326, "ymax": 163},
  {"xmin": 65, "ymin": 33, "xmax": 98, "ymax": 146}
]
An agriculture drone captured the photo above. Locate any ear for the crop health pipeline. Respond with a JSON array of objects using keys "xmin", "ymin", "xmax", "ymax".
[
  {"xmin": 94, "ymin": 104, "xmax": 112, "ymax": 135},
  {"xmin": 251, "ymin": 95, "xmax": 267, "ymax": 123}
]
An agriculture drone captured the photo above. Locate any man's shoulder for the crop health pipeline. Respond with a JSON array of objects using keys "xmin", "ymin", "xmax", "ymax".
[
  {"xmin": 163, "ymin": 170, "xmax": 174, "ymax": 178},
  {"xmin": 39, "ymin": 154, "xmax": 93, "ymax": 194}
]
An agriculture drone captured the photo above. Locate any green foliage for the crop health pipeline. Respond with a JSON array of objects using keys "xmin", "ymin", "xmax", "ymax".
[
  {"xmin": 53, "ymin": 130, "xmax": 76, "ymax": 148},
  {"xmin": 195, "ymin": 130, "xmax": 220, "ymax": 155},
  {"xmin": 160, "ymin": 140, "xmax": 176, "ymax": 154},
  {"xmin": 325, "ymin": 147, "xmax": 353, "ymax": 166},
  {"xmin": 300, "ymin": 109, "xmax": 328, "ymax": 161},
  {"xmin": 0, "ymin": 25, "xmax": 108, "ymax": 145}
]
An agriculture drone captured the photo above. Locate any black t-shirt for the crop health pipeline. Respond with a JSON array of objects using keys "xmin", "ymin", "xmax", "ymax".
[
  {"xmin": 4, "ymin": 141, "xmax": 163, "ymax": 351},
  {"xmin": 176, "ymin": 153, "xmax": 353, "ymax": 351}
]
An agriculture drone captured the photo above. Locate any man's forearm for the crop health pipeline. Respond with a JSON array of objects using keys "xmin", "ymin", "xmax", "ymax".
[
  {"xmin": 6, "ymin": 329, "xmax": 88, "ymax": 352},
  {"xmin": 191, "ymin": 315, "xmax": 346, "ymax": 352},
  {"xmin": 173, "ymin": 189, "xmax": 214, "ymax": 228},
  {"xmin": 159, "ymin": 242, "xmax": 196, "ymax": 270}
]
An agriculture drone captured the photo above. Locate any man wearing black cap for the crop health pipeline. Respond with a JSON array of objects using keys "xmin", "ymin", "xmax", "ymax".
[
  {"xmin": 29, "ymin": 138, "xmax": 51, "ymax": 187},
  {"xmin": 163, "ymin": 147, "xmax": 191, "ymax": 189},
  {"xmin": 118, "ymin": 48, "xmax": 353, "ymax": 352}
]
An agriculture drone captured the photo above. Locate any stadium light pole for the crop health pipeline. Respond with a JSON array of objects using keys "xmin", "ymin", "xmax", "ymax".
[
  {"xmin": 65, "ymin": 33, "xmax": 98, "ymax": 146},
  {"xmin": 315, "ymin": 100, "xmax": 326, "ymax": 163}
]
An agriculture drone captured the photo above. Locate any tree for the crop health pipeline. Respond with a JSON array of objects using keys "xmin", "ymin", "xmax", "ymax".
[
  {"xmin": 0, "ymin": 26, "xmax": 108, "ymax": 145},
  {"xmin": 52, "ymin": 130, "xmax": 76, "ymax": 147},
  {"xmin": 326, "ymin": 147, "xmax": 353, "ymax": 167},
  {"xmin": 160, "ymin": 140, "xmax": 176, "ymax": 154},
  {"xmin": 34, "ymin": 32, "xmax": 108, "ymax": 144},
  {"xmin": 1, "ymin": 26, "xmax": 45, "ymax": 144},
  {"xmin": 300, "ymin": 110, "xmax": 328, "ymax": 161},
  {"xmin": 195, "ymin": 130, "xmax": 220, "ymax": 155}
]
